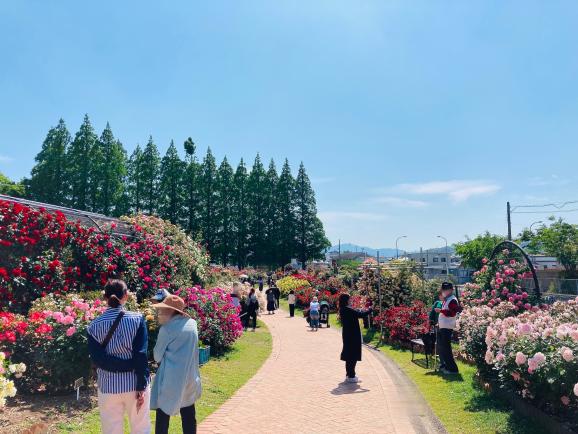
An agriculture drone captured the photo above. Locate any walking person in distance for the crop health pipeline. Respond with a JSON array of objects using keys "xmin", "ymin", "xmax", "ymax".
[{"xmin": 288, "ymin": 290, "xmax": 296, "ymax": 317}]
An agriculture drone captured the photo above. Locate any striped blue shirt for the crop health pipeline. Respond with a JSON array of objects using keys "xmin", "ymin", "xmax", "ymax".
[{"xmin": 88, "ymin": 307, "xmax": 149, "ymax": 394}]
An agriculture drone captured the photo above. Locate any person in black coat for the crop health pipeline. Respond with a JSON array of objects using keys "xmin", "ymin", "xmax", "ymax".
[{"xmin": 339, "ymin": 293, "xmax": 371, "ymax": 383}]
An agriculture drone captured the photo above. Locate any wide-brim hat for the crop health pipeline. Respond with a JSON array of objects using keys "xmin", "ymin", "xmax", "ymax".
[{"xmin": 151, "ymin": 294, "xmax": 190, "ymax": 317}]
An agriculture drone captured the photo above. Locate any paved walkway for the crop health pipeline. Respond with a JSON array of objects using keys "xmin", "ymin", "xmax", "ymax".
[{"xmin": 199, "ymin": 308, "xmax": 444, "ymax": 434}]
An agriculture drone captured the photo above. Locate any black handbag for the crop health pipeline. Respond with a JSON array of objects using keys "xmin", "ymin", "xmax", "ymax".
[{"xmin": 91, "ymin": 311, "xmax": 125, "ymax": 374}]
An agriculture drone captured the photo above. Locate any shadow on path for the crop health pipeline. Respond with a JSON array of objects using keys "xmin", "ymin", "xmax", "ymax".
[{"xmin": 330, "ymin": 382, "xmax": 370, "ymax": 395}]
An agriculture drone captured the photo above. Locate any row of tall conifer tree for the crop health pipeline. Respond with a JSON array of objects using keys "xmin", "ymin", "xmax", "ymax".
[{"xmin": 25, "ymin": 115, "xmax": 330, "ymax": 268}]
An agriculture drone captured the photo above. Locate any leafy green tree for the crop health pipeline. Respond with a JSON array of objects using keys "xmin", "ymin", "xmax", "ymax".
[
  {"xmin": 28, "ymin": 119, "xmax": 70, "ymax": 205},
  {"xmin": 215, "ymin": 157, "xmax": 235, "ymax": 265},
  {"xmin": 183, "ymin": 138, "xmax": 200, "ymax": 237},
  {"xmin": 67, "ymin": 114, "xmax": 98, "ymax": 210},
  {"xmin": 127, "ymin": 145, "xmax": 144, "ymax": 213},
  {"xmin": 140, "ymin": 136, "xmax": 161, "ymax": 214},
  {"xmin": 200, "ymin": 148, "xmax": 218, "ymax": 254},
  {"xmin": 294, "ymin": 162, "xmax": 329, "ymax": 268},
  {"xmin": 455, "ymin": 232, "xmax": 505, "ymax": 270},
  {"xmin": 247, "ymin": 154, "xmax": 267, "ymax": 265},
  {"xmin": 0, "ymin": 172, "xmax": 25, "ymax": 197},
  {"xmin": 233, "ymin": 159, "xmax": 250, "ymax": 267},
  {"xmin": 276, "ymin": 159, "xmax": 296, "ymax": 266},
  {"xmin": 158, "ymin": 141, "xmax": 186, "ymax": 223},
  {"xmin": 96, "ymin": 123, "xmax": 127, "ymax": 215},
  {"xmin": 263, "ymin": 160, "xmax": 279, "ymax": 267},
  {"xmin": 531, "ymin": 218, "xmax": 578, "ymax": 278}
]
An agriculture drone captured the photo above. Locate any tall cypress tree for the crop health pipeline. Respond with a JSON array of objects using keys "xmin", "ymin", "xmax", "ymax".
[
  {"xmin": 233, "ymin": 159, "xmax": 250, "ymax": 268},
  {"xmin": 67, "ymin": 114, "xmax": 98, "ymax": 210},
  {"xmin": 28, "ymin": 119, "xmax": 70, "ymax": 205},
  {"xmin": 96, "ymin": 123, "xmax": 127, "ymax": 215},
  {"xmin": 200, "ymin": 148, "xmax": 217, "ymax": 255},
  {"xmin": 127, "ymin": 145, "xmax": 144, "ymax": 213},
  {"xmin": 183, "ymin": 138, "xmax": 200, "ymax": 237},
  {"xmin": 294, "ymin": 162, "xmax": 329, "ymax": 268},
  {"xmin": 276, "ymin": 159, "xmax": 296, "ymax": 266},
  {"xmin": 247, "ymin": 154, "xmax": 267, "ymax": 265},
  {"xmin": 263, "ymin": 159, "xmax": 279, "ymax": 268},
  {"xmin": 158, "ymin": 141, "xmax": 185, "ymax": 223},
  {"xmin": 140, "ymin": 136, "xmax": 160, "ymax": 214},
  {"xmin": 215, "ymin": 157, "xmax": 235, "ymax": 265}
]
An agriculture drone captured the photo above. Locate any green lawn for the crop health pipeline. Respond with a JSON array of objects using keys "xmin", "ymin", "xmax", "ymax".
[
  {"xmin": 57, "ymin": 321, "xmax": 272, "ymax": 433},
  {"xmin": 366, "ymin": 336, "xmax": 542, "ymax": 434}
]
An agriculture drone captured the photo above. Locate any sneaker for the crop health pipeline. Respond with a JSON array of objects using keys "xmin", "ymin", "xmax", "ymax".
[{"xmin": 346, "ymin": 376, "xmax": 359, "ymax": 383}]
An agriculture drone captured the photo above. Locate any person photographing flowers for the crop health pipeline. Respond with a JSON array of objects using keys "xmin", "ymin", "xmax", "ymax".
[
  {"xmin": 151, "ymin": 294, "xmax": 202, "ymax": 434},
  {"xmin": 435, "ymin": 282, "xmax": 461, "ymax": 374},
  {"xmin": 338, "ymin": 293, "xmax": 372, "ymax": 383}
]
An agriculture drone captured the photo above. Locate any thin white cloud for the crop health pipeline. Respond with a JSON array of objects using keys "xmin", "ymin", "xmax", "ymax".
[
  {"xmin": 373, "ymin": 196, "xmax": 429, "ymax": 208},
  {"xmin": 0, "ymin": 155, "xmax": 13, "ymax": 163},
  {"xmin": 391, "ymin": 180, "xmax": 501, "ymax": 202},
  {"xmin": 528, "ymin": 175, "xmax": 570, "ymax": 187},
  {"xmin": 318, "ymin": 211, "xmax": 387, "ymax": 222}
]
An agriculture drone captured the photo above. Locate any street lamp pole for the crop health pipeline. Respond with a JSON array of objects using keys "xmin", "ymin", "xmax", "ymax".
[
  {"xmin": 437, "ymin": 235, "xmax": 449, "ymax": 277},
  {"xmin": 395, "ymin": 235, "xmax": 407, "ymax": 259}
]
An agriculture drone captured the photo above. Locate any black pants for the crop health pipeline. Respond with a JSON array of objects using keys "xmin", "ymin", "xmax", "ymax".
[
  {"xmin": 245, "ymin": 311, "xmax": 257, "ymax": 330},
  {"xmin": 289, "ymin": 304, "xmax": 295, "ymax": 317},
  {"xmin": 345, "ymin": 360, "xmax": 357, "ymax": 378},
  {"xmin": 156, "ymin": 404, "xmax": 196, "ymax": 434},
  {"xmin": 437, "ymin": 328, "xmax": 458, "ymax": 373}
]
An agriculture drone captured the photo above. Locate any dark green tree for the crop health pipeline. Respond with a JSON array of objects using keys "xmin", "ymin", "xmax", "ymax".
[
  {"xmin": 454, "ymin": 232, "xmax": 506, "ymax": 270},
  {"xmin": 127, "ymin": 145, "xmax": 144, "ymax": 213},
  {"xmin": 276, "ymin": 159, "xmax": 296, "ymax": 266},
  {"xmin": 294, "ymin": 162, "xmax": 329, "ymax": 268},
  {"xmin": 96, "ymin": 123, "xmax": 127, "ymax": 215},
  {"xmin": 0, "ymin": 172, "xmax": 25, "ymax": 197},
  {"xmin": 158, "ymin": 141, "xmax": 186, "ymax": 223},
  {"xmin": 28, "ymin": 119, "xmax": 70, "ymax": 205},
  {"xmin": 263, "ymin": 159, "xmax": 279, "ymax": 267},
  {"xmin": 140, "ymin": 136, "xmax": 161, "ymax": 214},
  {"xmin": 233, "ymin": 159, "xmax": 250, "ymax": 268},
  {"xmin": 67, "ymin": 114, "xmax": 98, "ymax": 210},
  {"xmin": 247, "ymin": 154, "xmax": 267, "ymax": 265},
  {"xmin": 183, "ymin": 138, "xmax": 200, "ymax": 237},
  {"xmin": 200, "ymin": 148, "xmax": 218, "ymax": 255},
  {"xmin": 215, "ymin": 157, "xmax": 235, "ymax": 265},
  {"xmin": 531, "ymin": 217, "xmax": 578, "ymax": 278}
]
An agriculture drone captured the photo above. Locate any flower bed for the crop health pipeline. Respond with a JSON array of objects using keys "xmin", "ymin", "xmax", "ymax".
[
  {"xmin": 176, "ymin": 286, "xmax": 243, "ymax": 352},
  {"xmin": 0, "ymin": 200, "xmax": 209, "ymax": 311},
  {"xmin": 373, "ymin": 301, "xmax": 429, "ymax": 342},
  {"xmin": 276, "ymin": 275, "xmax": 311, "ymax": 296}
]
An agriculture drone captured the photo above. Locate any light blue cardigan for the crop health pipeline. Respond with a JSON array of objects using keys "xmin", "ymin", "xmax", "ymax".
[{"xmin": 150, "ymin": 315, "xmax": 202, "ymax": 416}]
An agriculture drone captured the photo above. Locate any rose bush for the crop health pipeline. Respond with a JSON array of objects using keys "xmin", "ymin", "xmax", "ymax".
[
  {"xmin": 373, "ymin": 301, "xmax": 429, "ymax": 343},
  {"xmin": 484, "ymin": 298, "xmax": 578, "ymax": 412},
  {"xmin": 176, "ymin": 286, "xmax": 243, "ymax": 352},
  {"xmin": 0, "ymin": 352, "xmax": 25, "ymax": 407},
  {"xmin": 0, "ymin": 200, "xmax": 209, "ymax": 311}
]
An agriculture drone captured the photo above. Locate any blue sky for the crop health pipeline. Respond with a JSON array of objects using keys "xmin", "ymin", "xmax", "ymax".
[{"xmin": 2, "ymin": 1, "xmax": 578, "ymax": 251}]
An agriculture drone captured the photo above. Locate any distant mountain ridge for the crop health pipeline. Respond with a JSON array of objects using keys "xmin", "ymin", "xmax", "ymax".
[{"xmin": 327, "ymin": 243, "xmax": 455, "ymax": 258}]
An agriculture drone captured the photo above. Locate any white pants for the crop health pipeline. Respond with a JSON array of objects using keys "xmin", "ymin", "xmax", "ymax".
[{"xmin": 98, "ymin": 388, "xmax": 151, "ymax": 434}]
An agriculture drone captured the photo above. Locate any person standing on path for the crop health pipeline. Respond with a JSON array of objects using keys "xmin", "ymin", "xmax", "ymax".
[
  {"xmin": 273, "ymin": 285, "xmax": 281, "ymax": 309},
  {"xmin": 258, "ymin": 276, "xmax": 264, "ymax": 292},
  {"xmin": 435, "ymin": 282, "xmax": 461, "ymax": 374},
  {"xmin": 288, "ymin": 290, "xmax": 296, "ymax": 317},
  {"xmin": 151, "ymin": 295, "xmax": 202, "ymax": 434},
  {"xmin": 338, "ymin": 293, "xmax": 372, "ymax": 383},
  {"xmin": 266, "ymin": 287, "xmax": 276, "ymax": 314},
  {"xmin": 87, "ymin": 279, "xmax": 150, "ymax": 434},
  {"xmin": 245, "ymin": 288, "xmax": 259, "ymax": 331},
  {"xmin": 309, "ymin": 297, "xmax": 320, "ymax": 331}
]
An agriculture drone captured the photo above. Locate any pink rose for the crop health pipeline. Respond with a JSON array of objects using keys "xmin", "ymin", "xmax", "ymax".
[
  {"xmin": 562, "ymin": 348, "xmax": 574, "ymax": 362},
  {"xmin": 574, "ymin": 383, "xmax": 578, "ymax": 397},
  {"xmin": 66, "ymin": 326, "xmax": 76, "ymax": 337},
  {"xmin": 561, "ymin": 396, "xmax": 570, "ymax": 406},
  {"xmin": 515, "ymin": 352, "xmax": 527, "ymax": 366}
]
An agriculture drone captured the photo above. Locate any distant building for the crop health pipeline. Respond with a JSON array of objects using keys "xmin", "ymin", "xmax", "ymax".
[{"xmin": 403, "ymin": 250, "xmax": 473, "ymax": 284}]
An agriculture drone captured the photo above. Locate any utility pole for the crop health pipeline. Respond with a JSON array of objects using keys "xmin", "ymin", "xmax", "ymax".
[
  {"xmin": 338, "ymin": 239, "xmax": 341, "ymax": 260},
  {"xmin": 507, "ymin": 202, "xmax": 512, "ymax": 241},
  {"xmin": 377, "ymin": 250, "xmax": 383, "ymax": 344}
]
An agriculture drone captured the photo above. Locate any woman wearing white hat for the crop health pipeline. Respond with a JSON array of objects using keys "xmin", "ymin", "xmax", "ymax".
[{"xmin": 151, "ymin": 294, "xmax": 202, "ymax": 434}]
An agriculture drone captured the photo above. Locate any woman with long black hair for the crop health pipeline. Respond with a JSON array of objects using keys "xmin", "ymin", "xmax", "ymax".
[{"xmin": 338, "ymin": 293, "xmax": 372, "ymax": 383}]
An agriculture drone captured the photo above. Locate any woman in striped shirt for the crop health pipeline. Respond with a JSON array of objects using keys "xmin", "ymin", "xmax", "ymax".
[{"xmin": 88, "ymin": 279, "xmax": 150, "ymax": 434}]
